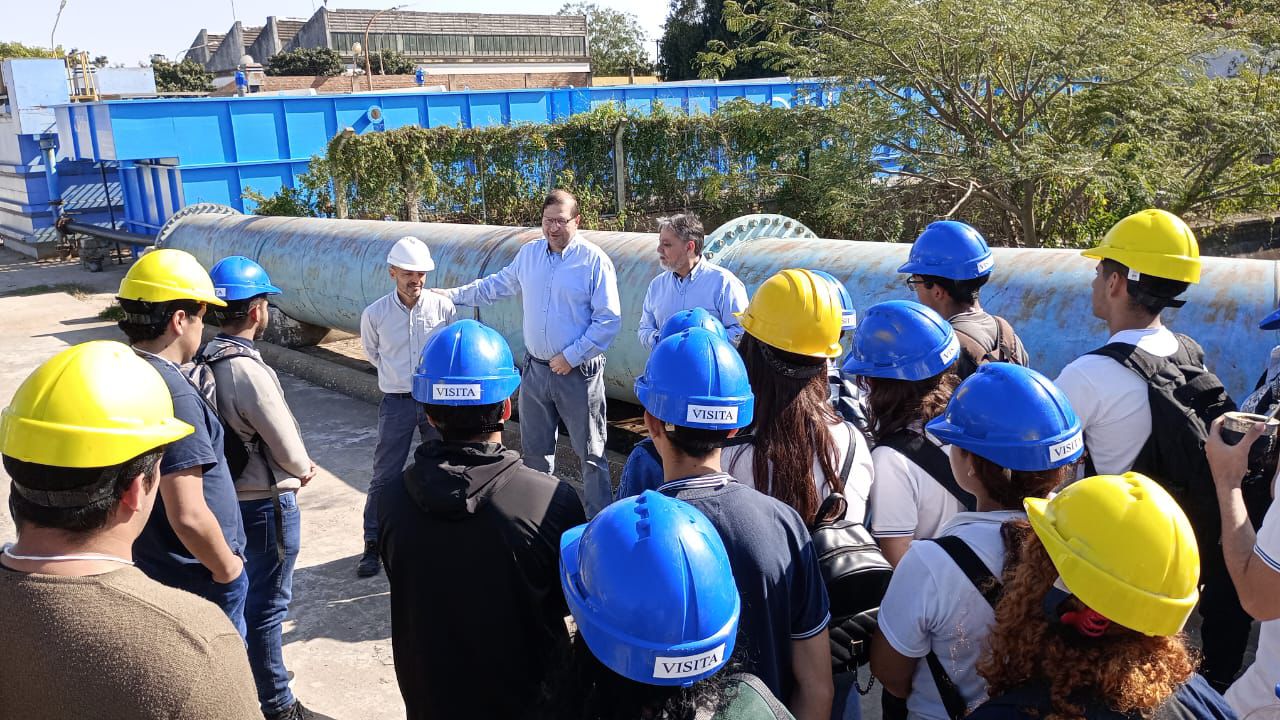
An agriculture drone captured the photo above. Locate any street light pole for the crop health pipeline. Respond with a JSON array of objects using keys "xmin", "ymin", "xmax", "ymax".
[{"xmin": 363, "ymin": 4, "xmax": 406, "ymax": 91}]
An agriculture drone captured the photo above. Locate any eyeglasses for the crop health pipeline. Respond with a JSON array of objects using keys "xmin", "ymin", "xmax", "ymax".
[
  {"xmin": 904, "ymin": 277, "xmax": 933, "ymax": 290},
  {"xmin": 542, "ymin": 217, "xmax": 575, "ymax": 227}
]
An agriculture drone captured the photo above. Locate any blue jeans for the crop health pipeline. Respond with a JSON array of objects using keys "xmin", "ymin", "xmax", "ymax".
[
  {"xmin": 138, "ymin": 554, "xmax": 248, "ymax": 638},
  {"xmin": 520, "ymin": 355, "xmax": 612, "ymax": 517},
  {"xmin": 364, "ymin": 394, "xmax": 439, "ymax": 541},
  {"xmin": 241, "ymin": 492, "xmax": 302, "ymax": 715}
]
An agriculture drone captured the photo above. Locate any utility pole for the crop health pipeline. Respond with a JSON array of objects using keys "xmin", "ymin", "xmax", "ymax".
[{"xmin": 363, "ymin": 5, "xmax": 406, "ymax": 91}]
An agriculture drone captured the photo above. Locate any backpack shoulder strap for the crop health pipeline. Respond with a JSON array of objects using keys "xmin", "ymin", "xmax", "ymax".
[
  {"xmin": 838, "ymin": 422, "xmax": 857, "ymax": 485},
  {"xmin": 924, "ymin": 535, "xmax": 1003, "ymax": 720},
  {"xmin": 992, "ymin": 316, "xmax": 1020, "ymax": 364},
  {"xmin": 927, "ymin": 535, "xmax": 1002, "ymax": 607},
  {"xmin": 1087, "ymin": 341, "xmax": 1164, "ymax": 382},
  {"xmin": 878, "ymin": 430, "xmax": 976, "ymax": 512}
]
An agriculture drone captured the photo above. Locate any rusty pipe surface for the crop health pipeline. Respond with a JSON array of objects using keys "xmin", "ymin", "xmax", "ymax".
[{"xmin": 157, "ymin": 209, "xmax": 1280, "ymax": 404}]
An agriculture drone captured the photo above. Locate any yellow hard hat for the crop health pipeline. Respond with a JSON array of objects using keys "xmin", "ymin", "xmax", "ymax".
[
  {"xmin": 739, "ymin": 268, "xmax": 843, "ymax": 358},
  {"xmin": 1081, "ymin": 209, "xmax": 1200, "ymax": 284},
  {"xmin": 117, "ymin": 248, "xmax": 226, "ymax": 307},
  {"xmin": 1024, "ymin": 473, "xmax": 1199, "ymax": 637},
  {"xmin": 0, "ymin": 341, "xmax": 193, "ymax": 469}
]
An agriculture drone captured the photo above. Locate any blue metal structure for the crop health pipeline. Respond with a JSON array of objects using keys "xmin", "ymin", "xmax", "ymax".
[
  {"xmin": 157, "ymin": 208, "xmax": 1280, "ymax": 405},
  {"xmin": 0, "ymin": 59, "xmax": 125, "ymax": 258},
  {"xmin": 54, "ymin": 79, "xmax": 838, "ymax": 235}
]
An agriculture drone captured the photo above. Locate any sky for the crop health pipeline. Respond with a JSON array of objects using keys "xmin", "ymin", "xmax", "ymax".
[{"xmin": 7, "ymin": 0, "xmax": 668, "ymax": 66}]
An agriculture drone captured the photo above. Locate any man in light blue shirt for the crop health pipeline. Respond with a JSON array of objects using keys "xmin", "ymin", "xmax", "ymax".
[
  {"xmin": 434, "ymin": 190, "xmax": 621, "ymax": 516},
  {"xmin": 637, "ymin": 213, "xmax": 749, "ymax": 350}
]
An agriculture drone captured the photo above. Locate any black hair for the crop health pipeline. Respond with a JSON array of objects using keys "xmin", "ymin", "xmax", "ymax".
[
  {"xmin": 919, "ymin": 273, "xmax": 990, "ymax": 305},
  {"xmin": 664, "ymin": 425, "xmax": 733, "ymax": 461},
  {"xmin": 535, "ymin": 633, "xmax": 746, "ymax": 720},
  {"xmin": 423, "ymin": 400, "xmax": 507, "ymax": 441},
  {"xmin": 5, "ymin": 449, "xmax": 164, "ymax": 533},
  {"xmin": 117, "ymin": 299, "xmax": 204, "ymax": 344},
  {"xmin": 214, "ymin": 296, "xmax": 268, "ymax": 331},
  {"xmin": 1099, "ymin": 259, "xmax": 1190, "ymax": 315}
]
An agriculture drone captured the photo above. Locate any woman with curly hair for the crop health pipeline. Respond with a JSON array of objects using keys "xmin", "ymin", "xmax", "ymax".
[
  {"xmin": 870, "ymin": 363, "xmax": 1083, "ymax": 720},
  {"xmin": 842, "ymin": 300, "xmax": 964, "ymax": 566},
  {"xmin": 970, "ymin": 473, "xmax": 1235, "ymax": 720}
]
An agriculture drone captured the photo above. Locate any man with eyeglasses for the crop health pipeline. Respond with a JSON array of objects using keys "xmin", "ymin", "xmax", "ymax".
[
  {"xmin": 899, "ymin": 221, "xmax": 1028, "ymax": 378},
  {"xmin": 433, "ymin": 190, "xmax": 621, "ymax": 517}
]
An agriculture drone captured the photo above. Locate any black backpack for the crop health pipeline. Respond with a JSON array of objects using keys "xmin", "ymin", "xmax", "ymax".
[
  {"xmin": 810, "ymin": 424, "xmax": 894, "ymax": 673},
  {"xmin": 183, "ymin": 343, "xmax": 262, "ymax": 481},
  {"xmin": 1087, "ymin": 334, "xmax": 1235, "ymax": 537}
]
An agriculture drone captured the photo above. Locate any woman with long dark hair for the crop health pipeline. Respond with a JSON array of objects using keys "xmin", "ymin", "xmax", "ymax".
[
  {"xmin": 726, "ymin": 269, "xmax": 874, "ymax": 526},
  {"xmin": 868, "ymin": 363, "xmax": 1083, "ymax": 720},
  {"xmin": 843, "ymin": 300, "xmax": 963, "ymax": 566},
  {"xmin": 969, "ymin": 473, "xmax": 1234, "ymax": 720}
]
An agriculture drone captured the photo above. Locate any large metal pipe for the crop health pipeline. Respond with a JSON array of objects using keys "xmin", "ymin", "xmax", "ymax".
[{"xmin": 157, "ymin": 206, "xmax": 1280, "ymax": 403}]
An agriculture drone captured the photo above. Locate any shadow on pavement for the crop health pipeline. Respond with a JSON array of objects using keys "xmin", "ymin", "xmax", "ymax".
[{"xmin": 286, "ymin": 553, "xmax": 392, "ymax": 647}]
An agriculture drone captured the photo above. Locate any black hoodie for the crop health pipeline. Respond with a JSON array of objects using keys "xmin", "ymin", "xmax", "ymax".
[{"xmin": 377, "ymin": 440, "xmax": 586, "ymax": 720}]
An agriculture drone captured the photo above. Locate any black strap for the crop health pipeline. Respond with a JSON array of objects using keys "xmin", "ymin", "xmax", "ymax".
[
  {"xmin": 923, "ymin": 535, "xmax": 1002, "ymax": 720},
  {"xmin": 878, "ymin": 430, "xmax": 976, "ymax": 511},
  {"xmin": 837, "ymin": 422, "xmax": 857, "ymax": 486},
  {"xmin": 202, "ymin": 348, "xmax": 287, "ymax": 564}
]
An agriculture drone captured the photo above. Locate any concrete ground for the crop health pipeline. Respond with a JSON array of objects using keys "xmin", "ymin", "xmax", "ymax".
[
  {"xmin": 0, "ymin": 247, "xmax": 624, "ymax": 719},
  {"xmin": 0, "ymin": 247, "xmax": 1259, "ymax": 720}
]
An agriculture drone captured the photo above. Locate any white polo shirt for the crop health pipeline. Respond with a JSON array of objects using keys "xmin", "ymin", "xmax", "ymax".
[
  {"xmin": 868, "ymin": 431, "xmax": 963, "ymax": 541},
  {"xmin": 1054, "ymin": 327, "xmax": 1180, "ymax": 475},
  {"xmin": 722, "ymin": 420, "xmax": 875, "ymax": 522},
  {"xmin": 877, "ymin": 510, "xmax": 1023, "ymax": 720},
  {"xmin": 1227, "ymin": 495, "xmax": 1280, "ymax": 718}
]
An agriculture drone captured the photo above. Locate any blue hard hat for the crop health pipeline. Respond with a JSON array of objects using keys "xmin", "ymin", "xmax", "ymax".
[
  {"xmin": 897, "ymin": 221, "xmax": 994, "ymax": 280},
  {"xmin": 1261, "ymin": 307, "xmax": 1280, "ymax": 331},
  {"xmin": 660, "ymin": 307, "xmax": 728, "ymax": 342},
  {"xmin": 635, "ymin": 329, "xmax": 754, "ymax": 430},
  {"xmin": 926, "ymin": 364, "xmax": 1083, "ymax": 471},
  {"xmin": 560, "ymin": 490, "xmax": 740, "ymax": 687},
  {"xmin": 209, "ymin": 256, "xmax": 282, "ymax": 301},
  {"xmin": 810, "ymin": 269, "xmax": 857, "ymax": 331},
  {"xmin": 412, "ymin": 319, "xmax": 521, "ymax": 405},
  {"xmin": 841, "ymin": 300, "xmax": 959, "ymax": 381}
]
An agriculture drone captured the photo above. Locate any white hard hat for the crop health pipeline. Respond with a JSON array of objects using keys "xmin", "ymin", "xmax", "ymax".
[{"xmin": 387, "ymin": 236, "xmax": 435, "ymax": 272}]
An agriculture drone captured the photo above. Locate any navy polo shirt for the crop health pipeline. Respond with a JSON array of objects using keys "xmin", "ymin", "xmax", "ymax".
[
  {"xmin": 660, "ymin": 473, "xmax": 830, "ymax": 705},
  {"xmin": 133, "ymin": 352, "xmax": 246, "ymax": 569}
]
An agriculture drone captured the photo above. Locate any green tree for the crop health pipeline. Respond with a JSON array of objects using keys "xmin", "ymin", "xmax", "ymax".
[
  {"xmin": 0, "ymin": 41, "xmax": 62, "ymax": 59},
  {"xmin": 151, "ymin": 58, "xmax": 213, "ymax": 93},
  {"xmin": 264, "ymin": 47, "xmax": 343, "ymax": 77},
  {"xmin": 559, "ymin": 2, "xmax": 652, "ymax": 75},
  {"xmin": 704, "ymin": 0, "xmax": 1280, "ymax": 246},
  {"xmin": 658, "ymin": 0, "xmax": 773, "ymax": 81},
  {"xmin": 366, "ymin": 48, "xmax": 415, "ymax": 75}
]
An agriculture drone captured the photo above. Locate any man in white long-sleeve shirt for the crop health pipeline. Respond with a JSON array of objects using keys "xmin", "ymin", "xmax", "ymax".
[
  {"xmin": 434, "ymin": 190, "xmax": 621, "ymax": 516},
  {"xmin": 637, "ymin": 213, "xmax": 748, "ymax": 350},
  {"xmin": 358, "ymin": 237, "xmax": 456, "ymax": 577}
]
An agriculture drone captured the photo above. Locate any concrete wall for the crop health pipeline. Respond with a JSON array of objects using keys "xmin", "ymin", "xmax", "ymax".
[
  {"xmin": 207, "ymin": 22, "xmax": 248, "ymax": 74},
  {"xmin": 283, "ymin": 11, "xmax": 330, "ymax": 54},
  {"xmin": 246, "ymin": 16, "xmax": 282, "ymax": 66}
]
